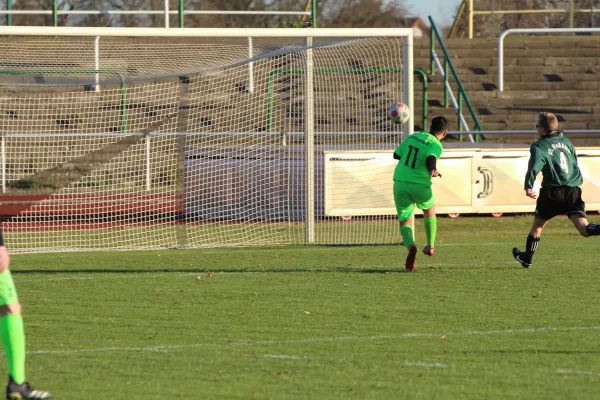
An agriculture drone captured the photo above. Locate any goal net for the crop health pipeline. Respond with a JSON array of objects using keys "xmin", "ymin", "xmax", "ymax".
[{"xmin": 0, "ymin": 27, "xmax": 413, "ymax": 253}]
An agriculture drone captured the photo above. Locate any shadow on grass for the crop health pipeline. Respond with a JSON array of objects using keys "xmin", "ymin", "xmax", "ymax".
[{"xmin": 13, "ymin": 267, "xmax": 414, "ymax": 275}]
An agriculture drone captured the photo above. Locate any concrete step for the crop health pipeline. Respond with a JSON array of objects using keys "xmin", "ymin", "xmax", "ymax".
[
  {"xmin": 457, "ymin": 73, "xmax": 600, "ymax": 83},
  {"xmin": 487, "ymin": 65, "xmax": 600, "ymax": 74},
  {"xmin": 477, "ymin": 113, "xmax": 594, "ymax": 123},
  {"xmin": 500, "ymin": 81, "xmax": 600, "ymax": 90},
  {"xmin": 474, "ymin": 97, "xmax": 599, "ymax": 107},
  {"xmin": 416, "ymin": 37, "xmax": 600, "ymax": 50},
  {"xmin": 416, "ymin": 46, "xmax": 600, "ymax": 59}
]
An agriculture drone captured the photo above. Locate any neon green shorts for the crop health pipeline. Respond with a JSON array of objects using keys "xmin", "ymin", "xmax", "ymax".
[
  {"xmin": 393, "ymin": 181, "xmax": 435, "ymax": 221},
  {"xmin": 0, "ymin": 270, "xmax": 18, "ymax": 306}
]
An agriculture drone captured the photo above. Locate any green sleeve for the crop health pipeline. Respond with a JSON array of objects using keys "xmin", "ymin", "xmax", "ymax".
[
  {"xmin": 426, "ymin": 142, "xmax": 443, "ymax": 159},
  {"xmin": 570, "ymin": 143, "xmax": 578, "ymax": 162},
  {"xmin": 525, "ymin": 145, "xmax": 544, "ymax": 190},
  {"xmin": 393, "ymin": 143, "xmax": 404, "ymax": 159}
]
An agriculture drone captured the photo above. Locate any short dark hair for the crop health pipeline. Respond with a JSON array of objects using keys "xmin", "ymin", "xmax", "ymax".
[
  {"xmin": 537, "ymin": 112, "xmax": 559, "ymax": 133},
  {"xmin": 430, "ymin": 116, "xmax": 450, "ymax": 134}
]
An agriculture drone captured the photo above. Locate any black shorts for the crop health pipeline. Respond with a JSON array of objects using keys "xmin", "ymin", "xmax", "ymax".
[{"xmin": 535, "ymin": 186, "xmax": 586, "ymax": 221}]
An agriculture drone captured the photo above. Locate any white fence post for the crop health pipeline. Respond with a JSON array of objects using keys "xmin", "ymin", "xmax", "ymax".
[
  {"xmin": 164, "ymin": 0, "xmax": 169, "ymax": 28},
  {"xmin": 402, "ymin": 32, "xmax": 414, "ymax": 138},
  {"xmin": 1, "ymin": 135, "xmax": 5, "ymax": 193},
  {"xmin": 94, "ymin": 36, "xmax": 100, "ymax": 91},
  {"xmin": 248, "ymin": 37, "xmax": 254, "ymax": 93},
  {"xmin": 146, "ymin": 134, "xmax": 151, "ymax": 191}
]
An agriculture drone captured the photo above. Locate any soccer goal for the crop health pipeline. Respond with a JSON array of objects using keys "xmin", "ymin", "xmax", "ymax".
[{"xmin": 0, "ymin": 26, "xmax": 414, "ymax": 253}]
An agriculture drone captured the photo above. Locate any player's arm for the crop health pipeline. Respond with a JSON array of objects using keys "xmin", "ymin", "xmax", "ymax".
[
  {"xmin": 425, "ymin": 142, "xmax": 443, "ymax": 178},
  {"xmin": 393, "ymin": 142, "xmax": 405, "ymax": 161},
  {"xmin": 524, "ymin": 145, "xmax": 544, "ymax": 198},
  {"xmin": 0, "ymin": 231, "xmax": 9, "ymax": 271}
]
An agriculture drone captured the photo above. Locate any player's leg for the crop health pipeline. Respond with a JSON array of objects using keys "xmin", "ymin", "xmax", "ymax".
[
  {"xmin": 393, "ymin": 182, "xmax": 417, "ymax": 271},
  {"xmin": 513, "ymin": 216, "xmax": 548, "ymax": 268},
  {"xmin": 414, "ymin": 186, "xmax": 436, "ymax": 257},
  {"xmin": 399, "ymin": 216, "xmax": 417, "ymax": 271},
  {"xmin": 0, "ymin": 246, "xmax": 52, "ymax": 400},
  {"xmin": 513, "ymin": 188, "xmax": 556, "ymax": 268},
  {"xmin": 569, "ymin": 215, "xmax": 600, "ymax": 237},
  {"xmin": 566, "ymin": 187, "xmax": 600, "ymax": 237}
]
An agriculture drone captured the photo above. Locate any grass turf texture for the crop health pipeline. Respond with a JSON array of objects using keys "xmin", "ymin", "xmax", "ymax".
[{"xmin": 7, "ymin": 215, "xmax": 600, "ymax": 399}]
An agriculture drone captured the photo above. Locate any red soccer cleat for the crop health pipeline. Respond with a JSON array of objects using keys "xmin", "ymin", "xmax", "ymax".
[
  {"xmin": 405, "ymin": 245, "xmax": 417, "ymax": 271},
  {"xmin": 423, "ymin": 245, "xmax": 434, "ymax": 257}
]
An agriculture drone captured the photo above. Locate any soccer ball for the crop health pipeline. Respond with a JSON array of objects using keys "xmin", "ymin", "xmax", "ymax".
[{"xmin": 388, "ymin": 102, "xmax": 409, "ymax": 125}]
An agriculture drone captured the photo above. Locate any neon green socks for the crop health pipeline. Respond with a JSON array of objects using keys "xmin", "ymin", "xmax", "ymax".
[
  {"xmin": 1, "ymin": 314, "xmax": 26, "ymax": 384},
  {"xmin": 424, "ymin": 217, "xmax": 437, "ymax": 247},
  {"xmin": 400, "ymin": 225, "xmax": 415, "ymax": 248}
]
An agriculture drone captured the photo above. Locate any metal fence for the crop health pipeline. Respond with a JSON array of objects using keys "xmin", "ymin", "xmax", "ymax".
[{"xmin": 0, "ymin": 0, "xmax": 317, "ymax": 29}]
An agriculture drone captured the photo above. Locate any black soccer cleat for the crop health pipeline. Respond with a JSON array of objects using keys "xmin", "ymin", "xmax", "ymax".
[
  {"xmin": 6, "ymin": 377, "xmax": 52, "ymax": 400},
  {"xmin": 512, "ymin": 248, "xmax": 532, "ymax": 269},
  {"xmin": 586, "ymin": 223, "xmax": 600, "ymax": 236}
]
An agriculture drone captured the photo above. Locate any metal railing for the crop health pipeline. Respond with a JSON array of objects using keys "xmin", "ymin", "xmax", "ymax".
[
  {"xmin": 1, "ymin": 0, "xmax": 316, "ymax": 29},
  {"xmin": 454, "ymin": 0, "xmax": 596, "ymax": 39},
  {"xmin": 429, "ymin": 16, "xmax": 483, "ymax": 142},
  {"xmin": 498, "ymin": 27, "xmax": 600, "ymax": 92},
  {"xmin": 449, "ymin": 129, "xmax": 600, "ymax": 136}
]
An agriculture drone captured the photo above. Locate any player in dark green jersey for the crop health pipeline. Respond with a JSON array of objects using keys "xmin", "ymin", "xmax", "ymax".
[
  {"xmin": 513, "ymin": 112, "xmax": 600, "ymax": 268},
  {"xmin": 0, "ymin": 232, "xmax": 52, "ymax": 400},
  {"xmin": 393, "ymin": 116, "xmax": 448, "ymax": 271}
]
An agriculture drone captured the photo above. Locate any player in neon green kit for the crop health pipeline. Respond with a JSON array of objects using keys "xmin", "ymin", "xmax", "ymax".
[
  {"xmin": 0, "ymin": 232, "xmax": 52, "ymax": 400},
  {"xmin": 393, "ymin": 116, "xmax": 448, "ymax": 271},
  {"xmin": 513, "ymin": 112, "xmax": 600, "ymax": 268}
]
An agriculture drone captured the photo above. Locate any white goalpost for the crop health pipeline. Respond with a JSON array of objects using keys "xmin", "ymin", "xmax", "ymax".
[{"xmin": 0, "ymin": 26, "xmax": 413, "ymax": 253}]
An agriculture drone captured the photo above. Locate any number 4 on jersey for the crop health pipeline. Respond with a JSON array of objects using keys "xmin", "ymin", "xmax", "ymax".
[{"xmin": 559, "ymin": 151, "xmax": 569, "ymax": 173}]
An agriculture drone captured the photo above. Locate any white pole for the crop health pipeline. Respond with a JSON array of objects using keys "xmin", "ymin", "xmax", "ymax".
[
  {"xmin": 402, "ymin": 33, "xmax": 414, "ymax": 139},
  {"xmin": 401, "ymin": 33, "xmax": 415, "ymax": 238},
  {"xmin": 248, "ymin": 37, "xmax": 254, "ymax": 93},
  {"xmin": 498, "ymin": 30, "xmax": 507, "ymax": 92},
  {"xmin": 1, "ymin": 135, "xmax": 5, "ymax": 193},
  {"xmin": 305, "ymin": 36, "xmax": 315, "ymax": 244},
  {"xmin": 94, "ymin": 36, "xmax": 100, "ymax": 92},
  {"xmin": 164, "ymin": 0, "xmax": 169, "ymax": 28},
  {"xmin": 146, "ymin": 135, "xmax": 151, "ymax": 191}
]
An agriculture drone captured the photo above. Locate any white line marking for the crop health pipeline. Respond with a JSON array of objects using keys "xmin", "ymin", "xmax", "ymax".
[
  {"xmin": 405, "ymin": 361, "xmax": 449, "ymax": 368},
  {"xmin": 262, "ymin": 354, "xmax": 307, "ymax": 360},
  {"xmin": 16, "ymin": 325, "xmax": 600, "ymax": 357},
  {"xmin": 16, "ymin": 273, "xmax": 200, "ymax": 282},
  {"xmin": 556, "ymin": 369, "xmax": 600, "ymax": 377},
  {"xmin": 16, "ymin": 258, "xmax": 600, "ymax": 283}
]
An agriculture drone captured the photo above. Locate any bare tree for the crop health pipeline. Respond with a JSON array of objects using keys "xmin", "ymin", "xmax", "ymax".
[
  {"xmin": 318, "ymin": 0, "xmax": 409, "ymax": 28},
  {"xmin": 10, "ymin": 0, "xmax": 77, "ymax": 26},
  {"xmin": 6, "ymin": 0, "xmax": 410, "ymax": 28},
  {"xmin": 463, "ymin": 0, "xmax": 586, "ymax": 36}
]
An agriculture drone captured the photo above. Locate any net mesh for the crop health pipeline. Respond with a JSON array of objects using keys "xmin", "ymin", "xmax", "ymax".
[{"xmin": 0, "ymin": 35, "xmax": 406, "ymax": 253}]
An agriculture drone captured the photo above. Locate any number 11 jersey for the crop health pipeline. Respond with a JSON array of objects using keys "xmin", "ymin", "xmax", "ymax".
[{"xmin": 393, "ymin": 131, "xmax": 443, "ymax": 186}]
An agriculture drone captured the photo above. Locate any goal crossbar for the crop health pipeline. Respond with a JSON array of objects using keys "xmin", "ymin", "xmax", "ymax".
[{"xmin": 0, "ymin": 26, "xmax": 413, "ymax": 38}]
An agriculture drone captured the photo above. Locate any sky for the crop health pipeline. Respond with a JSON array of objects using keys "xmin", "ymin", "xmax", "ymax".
[{"xmin": 404, "ymin": 0, "xmax": 463, "ymax": 26}]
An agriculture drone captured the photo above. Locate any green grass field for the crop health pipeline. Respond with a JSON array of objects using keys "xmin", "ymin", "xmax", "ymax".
[{"xmin": 7, "ymin": 215, "xmax": 600, "ymax": 399}]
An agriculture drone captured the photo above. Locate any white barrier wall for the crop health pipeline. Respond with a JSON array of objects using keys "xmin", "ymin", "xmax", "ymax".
[{"xmin": 324, "ymin": 148, "xmax": 600, "ymax": 217}]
